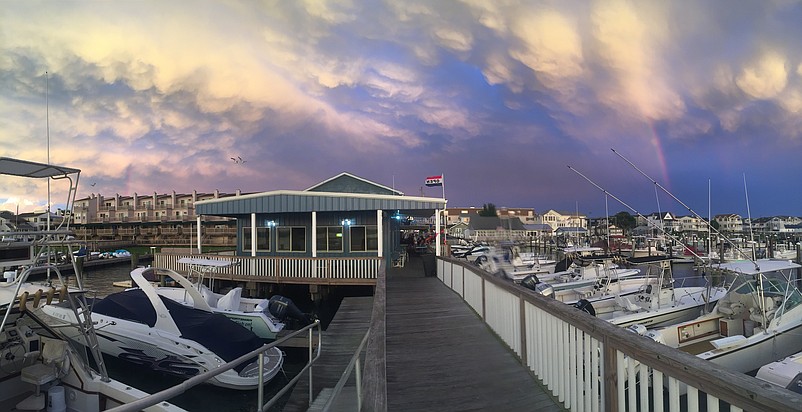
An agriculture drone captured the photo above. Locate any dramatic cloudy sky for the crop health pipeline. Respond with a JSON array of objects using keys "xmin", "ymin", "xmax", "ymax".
[{"xmin": 2, "ymin": 0, "xmax": 802, "ymax": 218}]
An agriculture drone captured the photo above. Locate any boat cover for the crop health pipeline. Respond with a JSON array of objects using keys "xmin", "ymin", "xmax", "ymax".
[{"xmin": 94, "ymin": 289, "xmax": 264, "ymax": 370}]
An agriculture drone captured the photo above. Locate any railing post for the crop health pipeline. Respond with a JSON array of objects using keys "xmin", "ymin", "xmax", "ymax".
[
  {"xmin": 309, "ymin": 323, "xmax": 314, "ymax": 404},
  {"xmin": 257, "ymin": 351, "xmax": 264, "ymax": 409},
  {"xmin": 356, "ymin": 357, "xmax": 362, "ymax": 411},
  {"xmin": 603, "ymin": 337, "xmax": 618, "ymax": 412}
]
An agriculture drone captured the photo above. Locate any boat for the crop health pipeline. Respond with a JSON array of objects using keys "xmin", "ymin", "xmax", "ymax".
[
  {"xmin": 40, "ymin": 267, "xmax": 284, "ymax": 390},
  {"xmin": 756, "ymin": 350, "xmax": 802, "ymax": 393},
  {"xmin": 634, "ymin": 259, "xmax": 802, "ymax": 376},
  {"xmin": 572, "ymin": 256, "xmax": 728, "ymax": 329},
  {"xmin": 0, "ymin": 156, "xmax": 184, "ymax": 411},
  {"xmin": 145, "ymin": 257, "xmax": 312, "ymax": 339}
]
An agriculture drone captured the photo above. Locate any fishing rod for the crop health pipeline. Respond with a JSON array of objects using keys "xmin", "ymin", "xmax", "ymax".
[
  {"xmin": 610, "ymin": 148, "xmax": 760, "ymax": 271},
  {"xmin": 567, "ymin": 165, "xmax": 707, "ymax": 264}
]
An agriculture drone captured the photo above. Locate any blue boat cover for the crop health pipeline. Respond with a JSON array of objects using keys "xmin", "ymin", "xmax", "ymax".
[{"xmin": 93, "ymin": 289, "xmax": 264, "ymax": 370}]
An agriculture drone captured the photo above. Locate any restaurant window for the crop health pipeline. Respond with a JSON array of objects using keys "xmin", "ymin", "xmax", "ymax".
[
  {"xmin": 242, "ymin": 227, "xmax": 270, "ymax": 251},
  {"xmin": 350, "ymin": 225, "xmax": 378, "ymax": 252},
  {"xmin": 278, "ymin": 226, "xmax": 306, "ymax": 252},
  {"xmin": 316, "ymin": 226, "xmax": 343, "ymax": 252}
]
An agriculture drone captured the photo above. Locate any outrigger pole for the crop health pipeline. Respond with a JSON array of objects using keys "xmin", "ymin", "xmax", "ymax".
[
  {"xmin": 610, "ymin": 148, "xmax": 759, "ymax": 271},
  {"xmin": 567, "ymin": 165, "xmax": 707, "ymax": 264}
]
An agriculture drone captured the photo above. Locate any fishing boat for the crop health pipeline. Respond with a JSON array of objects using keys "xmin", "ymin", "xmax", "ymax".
[
  {"xmin": 0, "ymin": 156, "xmax": 184, "ymax": 411},
  {"xmin": 40, "ymin": 267, "xmax": 284, "ymax": 390},
  {"xmin": 634, "ymin": 259, "xmax": 802, "ymax": 376},
  {"xmin": 572, "ymin": 257, "xmax": 728, "ymax": 329},
  {"xmin": 145, "ymin": 257, "xmax": 311, "ymax": 339}
]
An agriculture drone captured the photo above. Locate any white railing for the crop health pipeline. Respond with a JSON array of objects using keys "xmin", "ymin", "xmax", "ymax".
[
  {"xmin": 155, "ymin": 253, "xmax": 381, "ymax": 283},
  {"xmin": 437, "ymin": 256, "xmax": 802, "ymax": 412}
]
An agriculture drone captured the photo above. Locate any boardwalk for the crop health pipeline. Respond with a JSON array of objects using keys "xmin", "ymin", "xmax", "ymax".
[{"xmin": 385, "ymin": 254, "xmax": 563, "ymax": 411}]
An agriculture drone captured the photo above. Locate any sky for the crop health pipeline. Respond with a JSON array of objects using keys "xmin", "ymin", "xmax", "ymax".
[{"xmin": 2, "ymin": 0, "xmax": 802, "ymax": 219}]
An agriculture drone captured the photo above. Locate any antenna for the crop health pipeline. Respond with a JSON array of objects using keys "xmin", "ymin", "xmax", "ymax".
[{"xmin": 610, "ymin": 148, "xmax": 759, "ymax": 270}]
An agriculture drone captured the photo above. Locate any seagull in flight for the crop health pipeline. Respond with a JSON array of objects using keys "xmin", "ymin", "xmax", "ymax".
[
  {"xmin": 90, "ymin": 182, "xmax": 96, "ymax": 187},
  {"xmin": 230, "ymin": 156, "xmax": 247, "ymax": 164}
]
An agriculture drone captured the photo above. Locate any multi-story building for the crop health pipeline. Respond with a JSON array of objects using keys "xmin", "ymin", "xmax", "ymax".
[
  {"xmin": 71, "ymin": 190, "xmax": 240, "ymax": 246},
  {"xmin": 538, "ymin": 210, "xmax": 587, "ymax": 234},
  {"xmin": 714, "ymin": 214, "xmax": 743, "ymax": 234},
  {"xmin": 675, "ymin": 215, "xmax": 709, "ymax": 236},
  {"xmin": 444, "ymin": 207, "xmax": 536, "ymax": 225}
]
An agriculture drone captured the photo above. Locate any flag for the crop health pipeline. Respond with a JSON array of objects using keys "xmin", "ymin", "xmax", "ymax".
[{"xmin": 425, "ymin": 175, "xmax": 443, "ymax": 187}]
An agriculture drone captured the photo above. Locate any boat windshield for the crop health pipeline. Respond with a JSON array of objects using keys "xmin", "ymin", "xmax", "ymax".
[{"xmin": 730, "ymin": 277, "xmax": 802, "ymax": 317}]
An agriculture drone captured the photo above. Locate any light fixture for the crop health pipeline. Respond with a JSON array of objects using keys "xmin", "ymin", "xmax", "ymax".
[{"xmin": 341, "ymin": 219, "xmax": 352, "ymax": 226}]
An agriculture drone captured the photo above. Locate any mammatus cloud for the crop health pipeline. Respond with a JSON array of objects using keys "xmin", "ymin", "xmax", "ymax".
[{"xmin": 2, "ymin": 1, "xmax": 802, "ymax": 216}]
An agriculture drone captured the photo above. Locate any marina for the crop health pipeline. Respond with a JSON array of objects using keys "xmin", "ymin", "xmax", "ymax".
[{"xmin": 2, "ymin": 155, "xmax": 802, "ymax": 412}]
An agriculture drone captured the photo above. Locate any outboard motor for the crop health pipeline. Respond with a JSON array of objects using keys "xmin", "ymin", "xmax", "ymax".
[
  {"xmin": 267, "ymin": 295, "xmax": 313, "ymax": 325},
  {"xmin": 627, "ymin": 324, "xmax": 648, "ymax": 336},
  {"xmin": 520, "ymin": 275, "xmax": 554, "ymax": 298},
  {"xmin": 573, "ymin": 299, "xmax": 596, "ymax": 316}
]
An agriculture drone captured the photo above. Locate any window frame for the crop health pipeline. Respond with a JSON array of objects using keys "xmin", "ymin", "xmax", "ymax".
[
  {"xmin": 242, "ymin": 226, "xmax": 271, "ymax": 252},
  {"xmin": 277, "ymin": 226, "xmax": 307, "ymax": 252},
  {"xmin": 316, "ymin": 226, "xmax": 344, "ymax": 252}
]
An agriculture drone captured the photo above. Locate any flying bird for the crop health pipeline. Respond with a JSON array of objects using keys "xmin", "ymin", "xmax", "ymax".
[
  {"xmin": 90, "ymin": 182, "xmax": 96, "ymax": 187},
  {"xmin": 230, "ymin": 156, "xmax": 247, "ymax": 164}
]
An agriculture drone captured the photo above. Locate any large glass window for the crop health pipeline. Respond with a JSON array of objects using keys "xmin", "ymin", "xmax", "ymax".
[
  {"xmin": 350, "ymin": 226, "xmax": 378, "ymax": 252},
  {"xmin": 278, "ymin": 226, "xmax": 306, "ymax": 252},
  {"xmin": 242, "ymin": 227, "xmax": 270, "ymax": 251},
  {"xmin": 316, "ymin": 226, "xmax": 343, "ymax": 252}
]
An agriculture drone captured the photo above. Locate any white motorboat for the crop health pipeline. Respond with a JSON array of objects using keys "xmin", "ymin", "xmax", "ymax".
[
  {"xmin": 146, "ymin": 257, "xmax": 311, "ymax": 339},
  {"xmin": 756, "ymin": 350, "xmax": 802, "ymax": 393},
  {"xmin": 636, "ymin": 259, "xmax": 802, "ymax": 376},
  {"xmin": 41, "ymin": 267, "xmax": 284, "ymax": 390},
  {"xmin": 573, "ymin": 257, "xmax": 728, "ymax": 329}
]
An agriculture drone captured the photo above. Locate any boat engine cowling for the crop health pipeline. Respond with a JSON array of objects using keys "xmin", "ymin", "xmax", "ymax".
[
  {"xmin": 573, "ymin": 299, "xmax": 596, "ymax": 316},
  {"xmin": 520, "ymin": 275, "xmax": 554, "ymax": 298},
  {"xmin": 267, "ymin": 295, "xmax": 313, "ymax": 325}
]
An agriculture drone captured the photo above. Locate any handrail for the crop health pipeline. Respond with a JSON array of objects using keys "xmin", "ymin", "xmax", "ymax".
[
  {"xmin": 320, "ymin": 328, "xmax": 371, "ymax": 412},
  {"xmin": 321, "ymin": 260, "xmax": 387, "ymax": 411},
  {"xmin": 108, "ymin": 320, "xmax": 322, "ymax": 412},
  {"xmin": 360, "ymin": 260, "xmax": 387, "ymax": 411}
]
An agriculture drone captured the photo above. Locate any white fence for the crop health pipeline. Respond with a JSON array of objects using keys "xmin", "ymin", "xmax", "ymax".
[{"xmin": 437, "ymin": 256, "xmax": 801, "ymax": 412}]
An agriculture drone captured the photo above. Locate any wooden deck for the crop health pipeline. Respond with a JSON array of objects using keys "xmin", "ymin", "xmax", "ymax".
[
  {"xmin": 384, "ymin": 254, "xmax": 563, "ymax": 411},
  {"xmin": 284, "ymin": 253, "xmax": 563, "ymax": 411}
]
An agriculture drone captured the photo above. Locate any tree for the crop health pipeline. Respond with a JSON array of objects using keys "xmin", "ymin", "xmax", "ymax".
[
  {"xmin": 478, "ymin": 203, "xmax": 497, "ymax": 217},
  {"xmin": 612, "ymin": 211, "xmax": 636, "ymax": 234}
]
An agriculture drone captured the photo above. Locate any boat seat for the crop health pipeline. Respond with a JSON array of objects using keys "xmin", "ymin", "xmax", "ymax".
[
  {"xmin": 749, "ymin": 296, "xmax": 777, "ymax": 325},
  {"xmin": 616, "ymin": 295, "xmax": 641, "ymax": 312},
  {"xmin": 217, "ymin": 287, "xmax": 243, "ymax": 311},
  {"xmin": 198, "ymin": 285, "xmax": 220, "ymax": 307},
  {"xmin": 718, "ymin": 301, "xmax": 744, "ymax": 317},
  {"xmin": 17, "ymin": 339, "xmax": 70, "ymax": 411}
]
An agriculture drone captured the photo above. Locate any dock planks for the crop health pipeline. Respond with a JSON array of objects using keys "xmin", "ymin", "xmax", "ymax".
[
  {"xmin": 385, "ymin": 254, "xmax": 563, "ymax": 411},
  {"xmin": 284, "ymin": 253, "xmax": 563, "ymax": 411},
  {"xmin": 283, "ymin": 296, "xmax": 373, "ymax": 412}
]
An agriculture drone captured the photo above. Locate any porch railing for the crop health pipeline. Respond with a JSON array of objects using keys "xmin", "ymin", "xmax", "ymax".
[{"xmin": 154, "ymin": 253, "xmax": 381, "ymax": 283}]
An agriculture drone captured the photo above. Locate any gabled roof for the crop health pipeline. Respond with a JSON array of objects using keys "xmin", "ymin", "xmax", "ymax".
[
  {"xmin": 467, "ymin": 216, "xmax": 503, "ymax": 230},
  {"xmin": 467, "ymin": 216, "xmax": 527, "ymax": 231},
  {"xmin": 305, "ymin": 172, "xmax": 403, "ymax": 196},
  {"xmin": 524, "ymin": 223, "xmax": 552, "ymax": 231}
]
